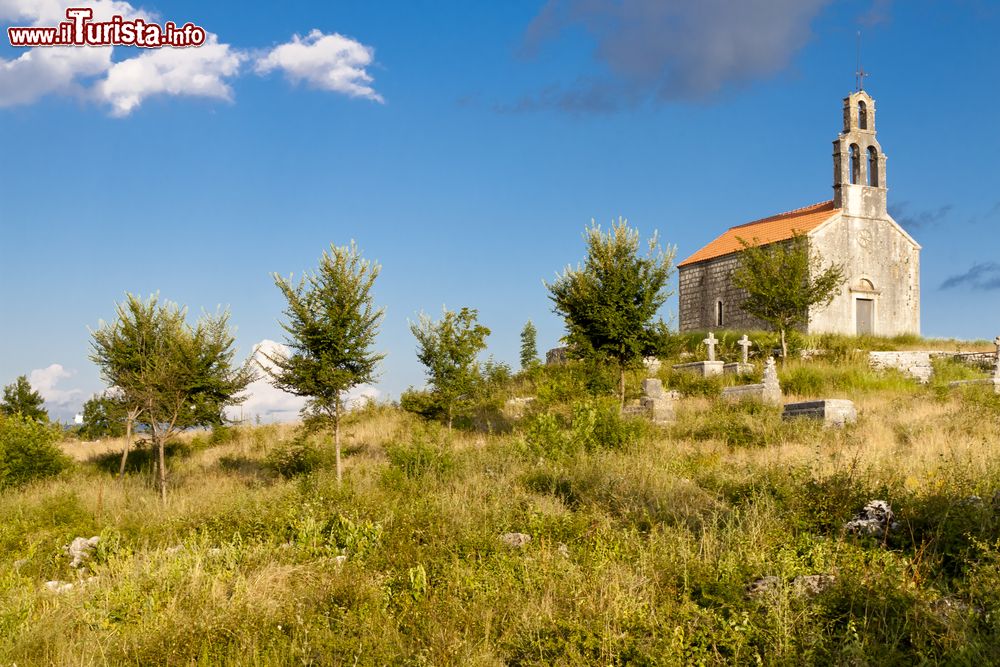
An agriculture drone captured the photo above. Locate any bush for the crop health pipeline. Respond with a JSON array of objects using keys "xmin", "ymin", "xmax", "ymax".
[
  {"xmin": 0, "ymin": 414, "xmax": 70, "ymax": 489},
  {"xmin": 265, "ymin": 434, "xmax": 324, "ymax": 478},
  {"xmin": 521, "ymin": 398, "xmax": 646, "ymax": 458},
  {"xmin": 384, "ymin": 429, "xmax": 455, "ymax": 480}
]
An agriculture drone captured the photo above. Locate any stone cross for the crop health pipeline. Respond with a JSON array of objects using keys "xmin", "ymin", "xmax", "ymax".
[
  {"xmin": 762, "ymin": 356, "xmax": 779, "ymax": 391},
  {"xmin": 738, "ymin": 334, "xmax": 752, "ymax": 363},
  {"xmin": 703, "ymin": 332, "xmax": 718, "ymax": 362},
  {"xmin": 994, "ymin": 336, "xmax": 1000, "ymax": 378}
]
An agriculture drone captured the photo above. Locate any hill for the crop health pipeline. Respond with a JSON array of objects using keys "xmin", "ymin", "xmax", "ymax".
[{"xmin": 2, "ymin": 338, "xmax": 1000, "ymax": 664}]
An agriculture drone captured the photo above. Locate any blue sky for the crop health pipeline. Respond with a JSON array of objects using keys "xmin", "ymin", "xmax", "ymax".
[{"xmin": 1, "ymin": 0, "xmax": 998, "ymax": 421}]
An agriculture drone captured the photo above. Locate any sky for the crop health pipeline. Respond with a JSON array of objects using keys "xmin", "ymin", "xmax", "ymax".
[{"xmin": 1, "ymin": 0, "xmax": 998, "ymax": 422}]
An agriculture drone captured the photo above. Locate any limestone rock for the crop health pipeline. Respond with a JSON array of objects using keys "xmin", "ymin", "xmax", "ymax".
[
  {"xmin": 65, "ymin": 536, "xmax": 100, "ymax": 569},
  {"xmin": 500, "ymin": 532, "xmax": 532, "ymax": 549},
  {"xmin": 793, "ymin": 574, "xmax": 836, "ymax": 596},
  {"xmin": 746, "ymin": 576, "xmax": 780, "ymax": 597},
  {"xmin": 844, "ymin": 500, "xmax": 899, "ymax": 537},
  {"xmin": 746, "ymin": 574, "xmax": 836, "ymax": 598},
  {"xmin": 45, "ymin": 580, "xmax": 74, "ymax": 594}
]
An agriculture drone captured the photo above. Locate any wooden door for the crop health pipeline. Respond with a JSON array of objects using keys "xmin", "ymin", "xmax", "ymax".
[{"xmin": 856, "ymin": 299, "xmax": 874, "ymax": 335}]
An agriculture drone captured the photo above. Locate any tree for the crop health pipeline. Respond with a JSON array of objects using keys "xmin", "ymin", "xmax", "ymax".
[
  {"xmin": 78, "ymin": 392, "xmax": 128, "ymax": 439},
  {"xmin": 410, "ymin": 307, "xmax": 490, "ymax": 429},
  {"xmin": 91, "ymin": 294, "xmax": 255, "ymax": 500},
  {"xmin": 519, "ymin": 320, "xmax": 539, "ymax": 370},
  {"xmin": 546, "ymin": 218, "xmax": 676, "ymax": 404},
  {"xmin": 731, "ymin": 232, "xmax": 846, "ymax": 361},
  {"xmin": 265, "ymin": 242, "xmax": 385, "ymax": 484},
  {"xmin": 0, "ymin": 375, "xmax": 48, "ymax": 422},
  {"xmin": 0, "ymin": 414, "xmax": 68, "ymax": 490}
]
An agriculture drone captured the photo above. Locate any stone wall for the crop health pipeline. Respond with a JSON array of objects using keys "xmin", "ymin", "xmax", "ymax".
[
  {"xmin": 678, "ymin": 254, "xmax": 771, "ymax": 332},
  {"xmin": 868, "ymin": 351, "xmax": 933, "ymax": 383}
]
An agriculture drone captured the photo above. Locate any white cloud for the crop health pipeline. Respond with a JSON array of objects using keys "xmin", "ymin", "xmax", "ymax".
[
  {"xmin": 0, "ymin": 4, "xmax": 383, "ymax": 114},
  {"xmin": 0, "ymin": 45, "xmax": 112, "ymax": 107},
  {"xmin": 0, "ymin": 0, "xmax": 241, "ymax": 115},
  {"xmin": 0, "ymin": 0, "xmax": 147, "ymax": 108},
  {"xmin": 95, "ymin": 34, "xmax": 245, "ymax": 116},
  {"xmin": 227, "ymin": 340, "xmax": 381, "ymax": 424},
  {"xmin": 28, "ymin": 363, "xmax": 84, "ymax": 411},
  {"xmin": 255, "ymin": 29, "xmax": 383, "ymax": 102}
]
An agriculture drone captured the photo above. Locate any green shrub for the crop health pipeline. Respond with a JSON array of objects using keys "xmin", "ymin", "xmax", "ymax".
[
  {"xmin": 672, "ymin": 401, "xmax": 806, "ymax": 448},
  {"xmin": 0, "ymin": 414, "xmax": 69, "ymax": 489},
  {"xmin": 265, "ymin": 435, "xmax": 324, "ymax": 478},
  {"xmin": 385, "ymin": 430, "xmax": 455, "ymax": 479},
  {"xmin": 399, "ymin": 388, "xmax": 443, "ymax": 420},
  {"xmin": 663, "ymin": 370, "xmax": 722, "ymax": 398},
  {"xmin": 521, "ymin": 399, "xmax": 645, "ymax": 458}
]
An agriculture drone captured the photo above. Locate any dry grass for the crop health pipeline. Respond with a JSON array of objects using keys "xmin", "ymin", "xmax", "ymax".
[{"xmin": 4, "ymin": 368, "xmax": 1000, "ymax": 664}]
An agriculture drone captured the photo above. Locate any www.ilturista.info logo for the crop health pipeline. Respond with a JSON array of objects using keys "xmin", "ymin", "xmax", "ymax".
[{"xmin": 7, "ymin": 8, "xmax": 207, "ymax": 48}]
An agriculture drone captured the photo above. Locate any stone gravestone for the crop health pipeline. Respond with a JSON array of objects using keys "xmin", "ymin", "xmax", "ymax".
[
  {"xmin": 643, "ymin": 356, "xmax": 662, "ymax": 374},
  {"xmin": 673, "ymin": 331, "xmax": 725, "ymax": 377},
  {"xmin": 622, "ymin": 378, "xmax": 680, "ymax": 425},
  {"xmin": 782, "ymin": 399, "xmax": 857, "ymax": 427},
  {"xmin": 724, "ymin": 334, "xmax": 755, "ymax": 375},
  {"xmin": 722, "ymin": 356, "xmax": 782, "ymax": 405}
]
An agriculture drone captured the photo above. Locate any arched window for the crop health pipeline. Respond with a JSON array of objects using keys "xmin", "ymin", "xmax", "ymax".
[
  {"xmin": 716, "ymin": 300, "xmax": 724, "ymax": 327},
  {"xmin": 849, "ymin": 144, "xmax": 860, "ymax": 185},
  {"xmin": 867, "ymin": 146, "xmax": 879, "ymax": 186},
  {"xmin": 858, "ymin": 100, "xmax": 868, "ymax": 130}
]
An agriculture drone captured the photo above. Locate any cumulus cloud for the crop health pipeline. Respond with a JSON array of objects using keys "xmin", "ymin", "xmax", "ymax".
[
  {"xmin": 28, "ymin": 363, "xmax": 84, "ymax": 411},
  {"xmin": 0, "ymin": 3, "xmax": 384, "ymax": 115},
  {"xmin": 0, "ymin": 0, "xmax": 146, "ymax": 108},
  {"xmin": 254, "ymin": 29, "xmax": 383, "ymax": 102},
  {"xmin": 95, "ymin": 35, "xmax": 245, "ymax": 116},
  {"xmin": 940, "ymin": 262, "xmax": 1000, "ymax": 291},
  {"xmin": 514, "ymin": 0, "xmax": 835, "ymax": 112},
  {"xmin": 227, "ymin": 340, "xmax": 381, "ymax": 424}
]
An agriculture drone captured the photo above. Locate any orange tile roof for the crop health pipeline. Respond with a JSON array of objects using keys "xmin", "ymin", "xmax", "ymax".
[{"xmin": 678, "ymin": 200, "xmax": 839, "ymax": 268}]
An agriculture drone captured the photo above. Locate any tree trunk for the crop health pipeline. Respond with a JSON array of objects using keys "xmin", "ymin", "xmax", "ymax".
[
  {"xmin": 780, "ymin": 328, "xmax": 788, "ymax": 365},
  {"xmin": 156, "ymin": 430, "xmax": 167, "ymax": 503},
  {"xmin": 619, "ymin": 365, "xmax": 626, "ymax": 408},
  {"xmin": 334, "ymin": 394, "xmax": 342, "ymax": 485},
  {"xmin": 117, "ymin": 413, "xmax": 134, "ymax": 481}
]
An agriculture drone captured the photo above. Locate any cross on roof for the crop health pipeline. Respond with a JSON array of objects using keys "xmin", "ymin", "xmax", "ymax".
[
  {"xmin": 738, "ymin": 334, "xmax": 752, "ymax": 363},
  {"xmin": 703, "ymin": 332, "xmax": 718, "ymax": 362}
]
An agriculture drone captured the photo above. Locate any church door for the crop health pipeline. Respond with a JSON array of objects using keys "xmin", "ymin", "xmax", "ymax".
[{"xmin": 856, "ymin": 299, "xmax": 874, "ymax": 335}]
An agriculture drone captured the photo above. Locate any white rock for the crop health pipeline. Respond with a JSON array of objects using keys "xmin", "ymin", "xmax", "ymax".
[
  {"xmin": 500, "ymin": 532, "xmax": 532, "ymax": 549},
  {"xmin": 65, "ymin": 536, "xmax": 100, "ymax": 569}
]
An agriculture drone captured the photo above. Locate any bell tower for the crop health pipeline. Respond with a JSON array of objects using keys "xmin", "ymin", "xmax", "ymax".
[{"xmin": 832, "ymin": 90, "xmax": 888, "ymax": 218}]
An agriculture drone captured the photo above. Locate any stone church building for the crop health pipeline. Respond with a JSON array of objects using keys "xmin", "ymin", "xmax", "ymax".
[{"xmin": 678, "ymin": 91, "xmax": 921, "ymax": 336}]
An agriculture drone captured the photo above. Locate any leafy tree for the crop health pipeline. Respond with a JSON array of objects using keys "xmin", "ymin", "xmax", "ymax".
[
  {"xmin": 0, "ymin": 413, "xmax": 68, "ymax": 490},
  {"xmin": 731, "ymin": 232, "xmax": 846, "ymax": 362},
  {"xmin": 0, "ymin": 375, "xmax": 48, "ymax": 422},
  {"xmin": 546, "ymin": 218, "xmax": 676, "ymax": 404},
  {"xmin": 519, "ymin": 320, "xmax": 539, "ymax": 370},
  {"xmin": 410, "ymin": 307, "xmax": 490, "ymax": 429},
  {"xmin": 265, "ymin": 242, "xmax": 385, "ymax": 484},
  {"xmin": 78, "ymin": 392, "xmax": 128, "ymax": 439},
  {"xmin": 91, "ymin": 294, "xmax": 255, "ymax": 500}
]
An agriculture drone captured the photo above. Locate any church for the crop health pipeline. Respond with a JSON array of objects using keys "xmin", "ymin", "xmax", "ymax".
[{"xmin": 677, "ymin": 90, "xmax": 921, "ymax": 337}]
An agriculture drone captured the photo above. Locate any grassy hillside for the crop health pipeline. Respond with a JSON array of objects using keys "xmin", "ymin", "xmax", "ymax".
[{"xmin": 3, "ymin": 352, "xmax": 1000, "ymax": 665}]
